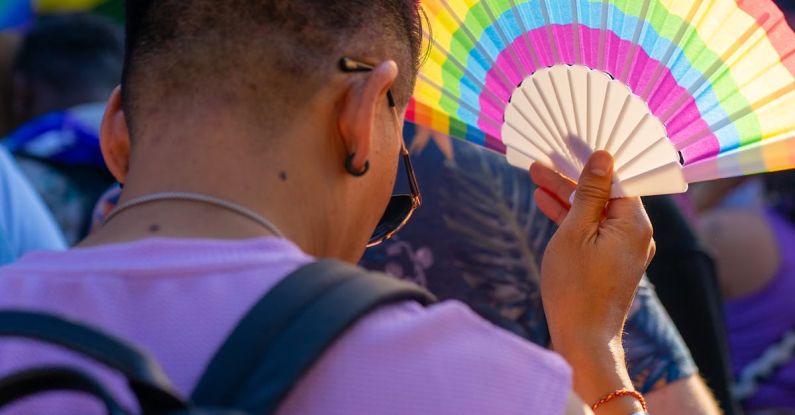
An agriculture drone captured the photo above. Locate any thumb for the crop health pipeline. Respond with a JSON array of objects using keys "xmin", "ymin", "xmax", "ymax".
[{"xmin": 567, "ymin": 151, "xmax": 614, "ymax": 225}]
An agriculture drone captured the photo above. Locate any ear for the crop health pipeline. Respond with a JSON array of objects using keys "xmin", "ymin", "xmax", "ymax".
[
  {"xmin": 100, "ymin": 86, "xmax": 131, "ymax": 184},
  {"xmin": 337, "ymin": 60, "xmax": 399, "ymax": 172}
]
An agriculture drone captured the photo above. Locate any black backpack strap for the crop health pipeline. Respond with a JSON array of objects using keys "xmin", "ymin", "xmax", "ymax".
[
  {"xmin": 191, "ymin": 259, "xmax": 436, "ymax": 413},
  {"xmin": 0, "ymin": 366, "xmax": 129, "ymax": 415},
  {"xmin": 0, "ymin": 311, "xmax": 188, "ymax": 414}
]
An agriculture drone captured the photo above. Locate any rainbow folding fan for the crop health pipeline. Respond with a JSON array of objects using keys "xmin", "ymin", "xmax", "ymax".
[{"xmin": 410, "ymin": 0, "xmax": 795, "ymax": 196}]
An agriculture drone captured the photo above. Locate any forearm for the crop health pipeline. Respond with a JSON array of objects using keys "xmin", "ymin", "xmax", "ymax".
[{"xmin": 558, "ymin": 337, "xmax": 645, "ymax": 415}]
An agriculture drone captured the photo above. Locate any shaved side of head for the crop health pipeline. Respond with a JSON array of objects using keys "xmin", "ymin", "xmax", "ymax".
[{"xmin": 122, "ymin": 0, "xmax": 424, "ymax": 140}]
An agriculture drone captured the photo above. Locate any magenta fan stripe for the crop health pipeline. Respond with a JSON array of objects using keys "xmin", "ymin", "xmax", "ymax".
[{"xmin": 477, "ymin": 24, "xmax": 720, "ymax": 164}]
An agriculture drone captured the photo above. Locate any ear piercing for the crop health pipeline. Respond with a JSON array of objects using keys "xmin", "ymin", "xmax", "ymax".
[{"xmin": 345, "ymin": 153, "xmax": 370, "ymax": 177}]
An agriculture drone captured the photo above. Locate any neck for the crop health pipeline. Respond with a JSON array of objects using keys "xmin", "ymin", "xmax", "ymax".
[
  {"xmin": 83, "ymin": 118, "xmax": 350, "ymax": 260},
  {"xmin": 103, "ymin": 192, "xmax": 287, "ymax": 238}
]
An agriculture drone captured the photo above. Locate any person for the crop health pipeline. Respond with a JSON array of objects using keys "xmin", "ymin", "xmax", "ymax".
[
  {"xmin": 5, "ymin": 13, "xmax": 122, "ymax": 244},
  {"xmin": 0, "ymin": 1, "xmax": 655, "ymax": 413},
  {"xmin": 0, "ymin": 28, "xmax": 67, "ymax": 259},
  {"xmin": 697, "ymin": 170, "xmax": 795, "ymax": 413},
  {"xmin": 643, "ymin": 195, "xmax": 740, "ymax": 415},
  {"xmin": 361, "ymin": 125, "xmax": 722, "ymax": 414},
  {"xmin": 0, "ymin": 146, "xmax": 67, "ymax": 260}
]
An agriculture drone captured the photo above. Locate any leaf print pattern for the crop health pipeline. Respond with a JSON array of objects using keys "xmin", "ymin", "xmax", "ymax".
[{"xmin": 438, "ymin": 143, "xmax": 553, "ymax": 343}]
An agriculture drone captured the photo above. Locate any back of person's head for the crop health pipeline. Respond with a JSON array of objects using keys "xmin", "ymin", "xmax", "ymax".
[
  {"xmin": 121, "ymin": 0, "xmax": 424, "ymax": 140},
  {"xmin": 12, "ymin": 13, "xmax": 123, "ymax": 124},
  {"xmin": 99, "ymin": 0, "xmax": 427, "ymax": 261}
]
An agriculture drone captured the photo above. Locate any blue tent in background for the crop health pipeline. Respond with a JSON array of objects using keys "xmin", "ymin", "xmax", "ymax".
[
  {"xmin": 0, "ymin": 0, "xmax": 32, "ymax": 31},
  {"xmin": 0, "ymin": 0, "xmax": 122, "ymax": 31}
]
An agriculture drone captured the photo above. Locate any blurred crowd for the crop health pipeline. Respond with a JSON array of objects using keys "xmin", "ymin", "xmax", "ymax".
[{"xmin": 0, "ymin": 1, "xmax": 792, "ymax": 415}]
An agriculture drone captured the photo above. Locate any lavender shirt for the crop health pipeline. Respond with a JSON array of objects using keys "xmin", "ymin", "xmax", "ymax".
[
  {"xmin": 0, "ymin": 237, "xmax": 571, "ymax": 414},
  {"xmin": 725, "ymin": 211, "xmax": 795, "ymax": 411}
]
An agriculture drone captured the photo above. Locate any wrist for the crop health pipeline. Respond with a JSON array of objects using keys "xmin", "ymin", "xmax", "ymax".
[
  {"xmin": 555, "ymin": 337, "xmax": 637, "ymax": 408},
  {"xmin": 593, "ymin": 397, "xmax": 645, "ymax": 414},
  {"xmin": 547, "ymin": 308, "xmax": 629, "ymax": 357},
  {"xmin": 553, "ymin": 328, "xmax": 624, "ymax": 366},
  {"xmin": 591, "ymin": 389, "xmax": 647, "ymax": 414}
]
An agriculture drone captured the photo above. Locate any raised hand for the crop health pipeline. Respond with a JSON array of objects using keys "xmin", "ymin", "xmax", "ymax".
[{"xmin": 530, "ymin": 151, "xmax": 655, "ymax": 414}]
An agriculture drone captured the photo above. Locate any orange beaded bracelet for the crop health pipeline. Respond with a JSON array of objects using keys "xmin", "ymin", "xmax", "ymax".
[{"xmin": 591, "ymin": 388, "xmax": 648, "ymax": 412}]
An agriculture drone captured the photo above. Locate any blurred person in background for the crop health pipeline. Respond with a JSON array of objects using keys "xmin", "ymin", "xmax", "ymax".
[
  {"xmin": 5, "ymin": 13, "xmax": 121, "ymax": 245},
  {"xmin": 690, "ymin": 2, "xmax": 795, "ymax": 412},
  {"xmin": 0, "ymin": 146, "xmax": 66, "ymax": 260},
  {"xmin": 642, "ymin": 194, "xmax": 741, "ymax": 415},
  {"xmin": 0, "ymin": 28, "xmax": 66, "ymax": 260},
  {"xmin": 697, "ymin": 170, "xmax": 795, "ymax": 414}
]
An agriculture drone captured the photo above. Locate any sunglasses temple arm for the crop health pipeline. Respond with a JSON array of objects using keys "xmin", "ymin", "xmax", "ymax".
[{"xmin": 402, "ymin": 149, "xmax": 422, "ymax": 206}]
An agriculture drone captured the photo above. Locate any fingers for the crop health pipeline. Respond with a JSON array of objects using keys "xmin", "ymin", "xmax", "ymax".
[
  {"xmin": 530, "ymin": 162, "xmax": 575, "ymax": 225},
  {"xmin": 605, "ymin": 197, "xmax": 644, "ymax": 220},
  {"xmin": 606, "ymin": 196, "xmax": 656, "ymax": 271},
  {"xmin": 534, "ymin": 188, "xmax": 570, "ymax": 225},
  {"xmin": 606, "ymin": 197, "xmax": 654, "ymax": 240},
  {"xmin": 567, "ymin": 151, "xmax": 614, "ymax": 226},
  {"xmin": 529, "ymin": 162, "xmax": 577, "ymax": 203}
]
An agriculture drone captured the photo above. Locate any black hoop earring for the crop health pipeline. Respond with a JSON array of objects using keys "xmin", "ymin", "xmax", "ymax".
[{"xmin": 345, "ymin": 153, "xmax": 370, "ymax": 177}]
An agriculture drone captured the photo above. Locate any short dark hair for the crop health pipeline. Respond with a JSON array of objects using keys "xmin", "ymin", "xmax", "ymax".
[
  {"xmin": 122, "ymin": 0, "xmax": 424, "ymax": 136},
  {"xmin": 15, "ymin": 13, "xmax": 124, "ymax": 97}
]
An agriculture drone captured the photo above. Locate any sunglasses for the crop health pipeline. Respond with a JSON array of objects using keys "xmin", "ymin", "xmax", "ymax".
[{"xmin": 339, "ymin": 57, "xmax": 422, "ymax": 247}]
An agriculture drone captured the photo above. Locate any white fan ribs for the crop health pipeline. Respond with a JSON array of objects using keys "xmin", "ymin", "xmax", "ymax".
[{"xmin": 503, "ymin": 65, "xmax": 687, "ymax": 197}]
